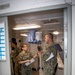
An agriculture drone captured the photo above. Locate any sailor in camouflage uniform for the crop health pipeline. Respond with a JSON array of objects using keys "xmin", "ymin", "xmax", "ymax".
[
  {"xmin": 10, "ymin": 42, "xmax": 21, "ymax": 75},
  {"xmin": 40, "ymin": 33, "xmax": 57, "ymax": 75},
  {"xmin": 17, "ymin": 43, "xmax": 33, "ymax": 75}
]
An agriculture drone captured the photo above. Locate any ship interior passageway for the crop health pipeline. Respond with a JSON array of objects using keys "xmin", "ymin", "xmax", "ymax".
[{"xmin": 8, "ymin": 8, "xmax": 64, "ymax": 75}]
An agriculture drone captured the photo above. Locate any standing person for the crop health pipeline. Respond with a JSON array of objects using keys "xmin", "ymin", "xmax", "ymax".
[
  {"xmin": 10, "ymin": 41, "xmax": 21, "ymax": 75},
  {"xmin": 38, "ymin": 33, "xmax": 57, "ymax": 75},
  {"xmin": 17, "ymin": 43, "xmax": 34, "ymax": 75}
]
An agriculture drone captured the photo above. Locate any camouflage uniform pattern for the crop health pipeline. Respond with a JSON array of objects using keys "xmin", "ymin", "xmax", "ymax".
[
  {"xmin": 18, "ymin": 51, "xmax": 33, "ymax": 75},
  {"xmin": 42, "ymin": 42, "xmax": 57, "ymax": 75},
  {"xmin": 10, "ymin": 47, "xmax": 21, "ymax": 75}
]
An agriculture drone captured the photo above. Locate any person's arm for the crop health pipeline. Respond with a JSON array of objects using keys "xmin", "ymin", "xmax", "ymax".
[
  {"xmin": 28, "ymin": 52, "xmax": 38, "ymax": 59},
  {"xmin": 33, "ymin": 51, "xmax": 42, "ymax": 58},
  {"xmin": 33, "ymin": 53, "xmax": 38, "ymax": 58},
  {"xmin": 18, "ymin": 60, "xmax": 30, "ymax": 64},
  {"xmin": 17, "ymin": 53, "xmax": 31, "ymax": 64}
]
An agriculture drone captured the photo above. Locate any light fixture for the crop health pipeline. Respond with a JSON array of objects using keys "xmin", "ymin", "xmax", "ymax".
[
  {"xmin": 42, "ymin": 29, "xmax": 54, "ymax": 31},
  {"xmin": 13, "ymin": 24, "xmax": 41, "ymax": 30},
  {"xmin": 53, "ymin": 31, "xmax": 59, "ymax": 35},
  {"xmin": 43, "ymin": 22, "xmax": 60, "ymax": 25},
  {"xmin": 20, "ymin": 34, "xmax": 27, "ymax": 36}
]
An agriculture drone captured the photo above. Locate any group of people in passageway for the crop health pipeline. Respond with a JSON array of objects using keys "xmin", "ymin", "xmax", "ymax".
[{"xmin": 10, "ymin": 33, "xmax": 58, "ymax": 75}]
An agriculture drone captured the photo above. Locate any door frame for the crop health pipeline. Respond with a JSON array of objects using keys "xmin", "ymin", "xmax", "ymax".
[
  {"xmin": 64, "ymin": 5, "xmax": 72, "ymax": 75},
  {"xmin": 0, "ymin": 3, "xmax": 72, "ymax": 75}
]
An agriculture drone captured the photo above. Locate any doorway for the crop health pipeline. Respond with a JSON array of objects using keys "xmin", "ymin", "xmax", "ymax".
[
  {"xmin": 8, "ymin": 8, "xmax": 64, "ymax": 75},
  {"xmin": 0, "ymin": 4, "xmax": 72, "ymax": 75}
]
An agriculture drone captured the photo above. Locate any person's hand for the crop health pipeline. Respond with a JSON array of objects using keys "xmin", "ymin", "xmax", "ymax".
[
  {"xmin": 25, "ymin": 60, "xmax": 31, "ymax": 63},
  {"xmin": 37, "ymin": 51, "xmax": 41, "ymax": 55},
  {"xmin": 33, "ymin": 51, "xmax": 42, "ymax": 58},
  {"xmin": 11, "ymin": 50, "xmax": 15, "ymax": 53},
  {"xmin": 10, "ymin": 50, "xmax": 15, "ymax": 58}
]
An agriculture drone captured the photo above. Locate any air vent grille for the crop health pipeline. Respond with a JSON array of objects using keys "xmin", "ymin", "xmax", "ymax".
[
  {"xmin": 42, "ymin": 19, "xmax": 59, "ymax": 24},
  {"xmin": 0, "ymin": 3, "xmax": 10, "ymax": 10}
]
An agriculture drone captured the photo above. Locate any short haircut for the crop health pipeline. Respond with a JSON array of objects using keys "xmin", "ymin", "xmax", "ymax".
[
  {"xmin": 46, "ymin": 33, "xmax": 54, "ymax": 41},
  {"xmin": 21, "ymin": 43, "xmax": 27, "ymax": 47}
]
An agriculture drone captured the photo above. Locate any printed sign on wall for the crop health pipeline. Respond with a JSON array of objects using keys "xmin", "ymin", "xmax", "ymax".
[{"xmin": 0, "ymin": 23, "xmax": 6, "ymax": 61}]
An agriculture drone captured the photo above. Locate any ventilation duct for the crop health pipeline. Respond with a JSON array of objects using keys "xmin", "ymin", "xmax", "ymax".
[{"xmin": 0, "ymin": 3, "xmax": 10, "ymax": 10}]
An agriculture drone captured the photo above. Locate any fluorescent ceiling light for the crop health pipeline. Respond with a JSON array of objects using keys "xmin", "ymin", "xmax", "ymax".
[
  {"xmin": 42, "ymin": 29, "xmax": 54, "ymax": 31},
  {"xmin": 43, "ymin": 22, "xmax": 60, "ymax": 25},
  {"xmin": 20, "ymin": 34, "xmax": 27, "ymax": 36},
  {"xmin": 53, "ymin": 31, "xmax": 59, "ymax": 35},
  {"xmin": 13, "ymin": 24, "xmax": 41, "ymax": 30}
]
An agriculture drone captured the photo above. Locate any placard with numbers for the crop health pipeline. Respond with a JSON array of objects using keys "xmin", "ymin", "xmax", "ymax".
[{"xmin": 0, "ymin": 23, "xmax": 6, "ymax": 61}]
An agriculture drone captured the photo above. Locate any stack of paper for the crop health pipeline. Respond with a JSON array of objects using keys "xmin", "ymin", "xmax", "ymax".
[
  {"xmin": 25, "ymin": 58, "xmax": 35, "ymax": 66},
  {"xmin": 46, "ymin": 52, "xmax": 54, "ymax": 62}
]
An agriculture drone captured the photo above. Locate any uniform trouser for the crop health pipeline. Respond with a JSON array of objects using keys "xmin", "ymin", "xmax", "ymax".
[
  {"xmin": 11, "ymin": 59, "xmax": 15, "ymax": 75},
  {"xmin": 21, "ymin": 65, "xmax": 32, "ymax": 75},
  {"xmin": 43, "ymin": 66, "xmax": 54, "ymax": 75},
  {"xmin": 14, "ymin": 62, "xmax": 20, "ymax": 75}
]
